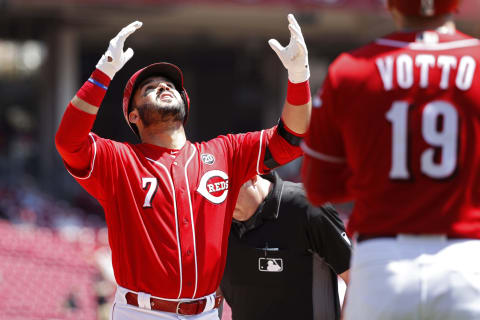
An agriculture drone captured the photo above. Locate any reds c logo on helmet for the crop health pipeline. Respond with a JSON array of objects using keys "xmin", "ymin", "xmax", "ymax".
[
  {"xmin": 122, "ymin": 62, "xmax": 191, "ymax": 138},
  {"xmin": 390, "ymin": 0, "xmax": 459, "ymax": 17}
]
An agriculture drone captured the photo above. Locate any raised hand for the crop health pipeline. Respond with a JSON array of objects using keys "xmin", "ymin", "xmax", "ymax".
[
  {"xmin": 269, "ymin": 14, "xmax": 310, "ymax": 84},
  {"xmin": 96, "ymin": 21, "xmax": 143, "ymax": 79}
]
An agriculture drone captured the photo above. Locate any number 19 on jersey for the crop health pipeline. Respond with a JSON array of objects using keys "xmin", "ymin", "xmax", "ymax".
[{"xmin": 386, "ymin": 100, "xmax": 459, "ymax": 180}]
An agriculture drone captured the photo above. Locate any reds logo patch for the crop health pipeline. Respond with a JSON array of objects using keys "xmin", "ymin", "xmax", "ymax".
[{"xmin": 197, "ymin": 170, "xmax": 229, "ymax": 204}]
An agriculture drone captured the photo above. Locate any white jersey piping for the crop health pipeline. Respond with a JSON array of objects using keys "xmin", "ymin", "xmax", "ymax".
[
  {"xmin": 301, "ymin": 141, "xmax": 346, "ymax": 163},
  {"xmin": 375, "ymin": 38, "xmax": 480, "ymax": 51},
  {"xmin": 66, "ymin": 132, "xmax": 97, "ymax": 180},
  {"xmin": 256, "ymin": 130, "xmax": 265, "ymax": 175},
  {"xmin": 146, "ymin": 156, "xmax": 183, "ymax": 299},
  {"xmin": 183, "ymin": 144, "xmax": 199, "ymax": 298}
]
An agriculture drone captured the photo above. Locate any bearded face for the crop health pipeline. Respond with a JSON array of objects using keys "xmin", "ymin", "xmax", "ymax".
[
  {"xmin": 132, "ymin": 76, "xmax": 186, "ymax": 127},
  {"xmin": 136, "ymin": 97, "xmax": 186, "ymax": 126}
]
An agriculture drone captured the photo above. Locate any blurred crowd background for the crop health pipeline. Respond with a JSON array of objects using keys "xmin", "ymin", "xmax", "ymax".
[{"xmin": 1, "ymin": 0, "xmax": 479, "ymax": 319}]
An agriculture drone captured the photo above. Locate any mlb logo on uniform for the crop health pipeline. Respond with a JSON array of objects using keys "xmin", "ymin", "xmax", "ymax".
[
  {"xmin": 201, "ymin": 153, "xmax": 215, "ymax": 165},
  {"xmin": 258, "ymin": 258, "xmax": 283, "ymax": 272}
]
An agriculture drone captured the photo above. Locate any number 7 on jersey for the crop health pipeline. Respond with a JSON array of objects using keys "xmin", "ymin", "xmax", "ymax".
[{"xmin": 142, "ymin": 177, "xmax": 158, "ymax": 208}]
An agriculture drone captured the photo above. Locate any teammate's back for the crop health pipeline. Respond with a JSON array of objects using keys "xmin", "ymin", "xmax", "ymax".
[
  {"xmin": 302, "ymin": 1, "xmax": 480, "ymax": 319},
  {"xmin": 319, "ymin": 29, "xmax": 480, "ymax": 237}
]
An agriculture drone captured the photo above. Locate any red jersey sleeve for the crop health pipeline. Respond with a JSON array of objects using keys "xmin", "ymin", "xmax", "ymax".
[
  {"xmin": 56, "ymin": 106, "xmax": 120, "ymax": 202},
  {"xmin": 55, "ymin": 104, "xmax": 96, "ymax": 173},
  {"xmin": 55, "ymin": 69, "xmax": 116, "ymax": 201},
  {"xmin": 302, "ymin": 69, "xmax": 353, "ymax": 205},
  {"xmin": 304, "ymin": 71, "xmax": 346, "ymax": 160},
  {"xmin": 64, "ymin": 133, "xmax": 120, "ymax": 202},
  {"xmin": 224, "ymin": 125, "xmax": 303, "ymax": 184}
]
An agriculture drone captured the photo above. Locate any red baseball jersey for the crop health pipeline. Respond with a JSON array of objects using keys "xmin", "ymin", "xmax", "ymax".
[
  {"xmin": 303, "ymin": 29, "xmax": 480, "ymax": 238},
  {"xmin": 56, "ymin": 101, "xmax": 301, "ymax": 300}
]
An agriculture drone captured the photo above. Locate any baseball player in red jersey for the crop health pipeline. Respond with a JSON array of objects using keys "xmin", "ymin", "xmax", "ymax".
[
  {"xmin": 55, "ymin": 14, "xmax": 311, "ymax": 320},
  {"xmin": 301, "ymin": 0, "xmax": 480, "ymax": 319}
]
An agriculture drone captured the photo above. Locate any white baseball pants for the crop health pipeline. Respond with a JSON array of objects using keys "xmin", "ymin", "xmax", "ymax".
[
  {"xmin": 111, "ymin": 286, "xmax": 220, "ymax": 320},
  {"xmin": 344, "ymin": 235, "xmax": 480, "ymax": 320}
]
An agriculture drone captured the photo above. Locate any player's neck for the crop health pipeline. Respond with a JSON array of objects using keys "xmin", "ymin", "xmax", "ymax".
[
  {"xmin": 400, "ymin": 20, "xmax": 456, "ymax": 33},
  {"xmin": 394, "ymin": 12, "xmax": 456, "ymax": 33},
  {"xmin": 139, "ymin": 121, "xmax": 186, "ymax": 149}
]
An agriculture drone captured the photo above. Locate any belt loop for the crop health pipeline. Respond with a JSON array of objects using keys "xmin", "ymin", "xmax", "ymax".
[
  {"xmin": 117, "ymin": 286, "xmax": 128, "ymax": 304},
  {"xmin": 137, "ymin": 292, "xmax": 152, "ymax": 310},
  {"xmin": 203, "ymin": 294, "xmax": 215, "ymax": 312}
]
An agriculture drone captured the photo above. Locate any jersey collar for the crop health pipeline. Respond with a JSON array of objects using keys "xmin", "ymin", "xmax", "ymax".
[
  {"xmin": 379, "ymin": 29, "xmax": 472, "ymax": 44},
  {"xmin": 135, "ymin": 140, "xmax": 190, "ymax": 161}
]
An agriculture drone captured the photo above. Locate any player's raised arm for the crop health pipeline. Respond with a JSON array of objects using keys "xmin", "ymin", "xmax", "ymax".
[
  {"xmin": 54, "ymin": 21, "xmax": 142, "ymax": 171},
  {"xmin": 227, "ymin": 14, "xmax": 312, "ymax": 180},
  {"xmin": 269, "ymin": 14, "xmax": 311, "ymax": 135}
]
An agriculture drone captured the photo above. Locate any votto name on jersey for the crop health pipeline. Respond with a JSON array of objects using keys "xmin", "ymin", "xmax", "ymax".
[{"xmin": 376, "ymin": 53, "xmax": 476, "ymax": 91}]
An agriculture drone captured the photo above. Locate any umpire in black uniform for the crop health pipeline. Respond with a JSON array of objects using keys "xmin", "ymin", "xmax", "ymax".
[{"xmin": 220, "ymin": 172, "xmax": 351, "ymax": 320}]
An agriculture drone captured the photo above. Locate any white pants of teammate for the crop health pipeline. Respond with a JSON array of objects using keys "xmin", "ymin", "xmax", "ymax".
[
  {"xmin": 344, "ymin": 235, "xmax": 480, "ymax": 320},
  {"xmin": 111, "ymin": 286, "xmax": 220, "ymax": 320}
]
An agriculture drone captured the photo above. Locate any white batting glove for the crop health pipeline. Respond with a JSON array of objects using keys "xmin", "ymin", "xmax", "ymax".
[
  {"xmin": 269, "ymin": 14, "xmax": 310, "ymax": 84},
  {"xmin": 96, "ymin": 21, "xmax": 143, "ymax": 79}
]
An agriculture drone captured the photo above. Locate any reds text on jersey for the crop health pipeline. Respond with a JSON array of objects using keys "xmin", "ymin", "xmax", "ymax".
[{"xmin": 303, "ymin": 30, "xmax": 480, "ymax": 238}]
